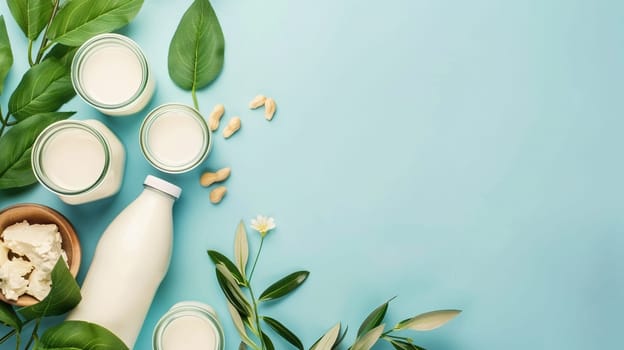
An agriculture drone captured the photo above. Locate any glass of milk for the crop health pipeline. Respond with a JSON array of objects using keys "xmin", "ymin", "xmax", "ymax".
[
  {"xmin": 153, "ymin": 302, "xmax": 225, "ymax": 350},
  {"xmin": 71, "ymin": 34, "xmax": 155, "ymax": 116},
  {"xmin": 31, "ymin": 120, "xmax": 126, "ymax": 205},
  {"xmin": 140, "ymin": 103, "xmax": 212, "ymax": 174}
]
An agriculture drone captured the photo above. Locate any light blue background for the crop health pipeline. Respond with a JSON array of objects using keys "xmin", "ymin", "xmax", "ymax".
[{"xmin": 1, "ymin": 0, "xmax": 623, "ymax": 349}]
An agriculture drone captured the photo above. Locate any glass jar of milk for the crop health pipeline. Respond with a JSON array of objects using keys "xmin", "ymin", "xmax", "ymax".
[
  {"xmin": 31, "ymin": 120, "xmax": 125, "ymax": 205},
  {"xmin": 140, "ymin": 104, "xmax": 212, "ymax": 173},
  {"xmin": 71, "ymin": 34, "xmax": 155, "ymax": 116},
  {"xmin": 153, "ymin": 302, "xmax": 225, "ymax": 350}
]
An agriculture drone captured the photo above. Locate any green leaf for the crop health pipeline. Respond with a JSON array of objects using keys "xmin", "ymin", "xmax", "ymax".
[
  {"xmin": 34, "ymin": 320, "xmax": 129, "ymax": 350},
  {"xmin": 259, "ymin": 271, "xmax": 309, "ymax": 302},
  {"xmin": 208, "ymin": 250, "xmax": 246, "ymax": 285},
  {"xmin": 390, "ymin": 340, "xmax": 426, "ymax": 350},
  {"xmin": 43, "ymin": 44, "xmax": 78, "ymax": 68},
  {"xmin": 351, "ymin": 324, "xmax": 384, "ymax": 350},
  {"xmin": 6, "ymin": 0, "xmax": 54, "ymax": 40},
  {"xmin": 234, "ymin": 220, "xmax": 249, "ymax": 277},
  {"xmin": 215, "ymin": 264, "xmax": 251, "ymax": 317},
  {"xmin": 0, "ymin": 112, "xmax": 73, "ymax": 190},
  {"xmin": 357, "ymin": 298, "xmax": 393, "ymax": 337},
  {"xmin": 262, "ymin": 332, "xmax": 275, "ymax": 350},
  {"xmin": 47, "ymin": 0, "xmax": 144, "ymax": 46},
  {"xmin": 310, "ymin": 323, "xmax": 341, "ymax": 350},
  {"xmin": 8, "ymin": 58, "xmax": 75, "ymax": 120},
  {"xmin": 238, "ymin": 342, "xmax": 247, "ymax": 350},
  {"xmin": 395, "ymin": 310, "xmax": 461, "ymax": 331},
  {"xmin": 18, "ymin": 258, "xmax": 81, "ymax": 321},
  {"xmin": 227, "ymin": 302, "xmax": 256, "ymax": 348},
  {"xmin": 0, "ymin": 16, "xmax": 13, "ymax": 94},
  {"xmin": 168, "ymin": 0, "xmax": 225, "ymax": 91},
  {"xmin": 262, "ymin": 316, "xmax": 303, "ymax": 350},
  {"xmin": 0, "ymin": 302, "xmax": 21, "ymax": 330},
  {"xmin": 226, "ymin": 302, "xmax": 256, "ymax": 349},
  {"xmin": 333, "ymin": 326, "xmax": 348, "ymax": 349}
]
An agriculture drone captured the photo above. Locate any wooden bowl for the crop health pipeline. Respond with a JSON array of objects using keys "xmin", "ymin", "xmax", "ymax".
[{"xmin": 0, "ymin": 203, "xmax": 81, "ymax": 306}]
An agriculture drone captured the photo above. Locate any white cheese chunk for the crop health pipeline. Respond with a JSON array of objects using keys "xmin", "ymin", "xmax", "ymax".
[
  {"xmin": 27, "ymin": 269, "xmax": 53, "ymax": 301},
  {"xmin": 0, "ymin": 258, "xmax": 33, "ymax": 300},
  {"xmin": 0, "ymin": 241, "xmax": 8, "ymax": 266},
  {"xmin": 0, "ymin": 220, "xmax": 67, "ymax": 301}
]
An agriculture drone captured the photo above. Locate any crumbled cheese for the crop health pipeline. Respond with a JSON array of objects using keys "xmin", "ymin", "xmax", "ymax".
[
  {"xmin": 0, "ymin": 241, "xmax": 8, "ymax": 266},
  {"xmin": 28, "ymin": 269, "xmax": 53, "ymax": 301},
  {"xmin": 0, "ymin": 221, "xmax": 67, "ymax": 301},
  {"xmin": 0, "ymin": 258, "xmax": 33, "ymax": 300}
]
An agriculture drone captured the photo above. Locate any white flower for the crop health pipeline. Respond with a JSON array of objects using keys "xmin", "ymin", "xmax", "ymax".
[{"xmin": 250, "ymin": 215, "xmax": 276, "ymax": 237}]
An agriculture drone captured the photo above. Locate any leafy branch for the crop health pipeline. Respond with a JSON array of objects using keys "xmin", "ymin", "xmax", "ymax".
[
  {"xmin": 209, "ymin": 220, "xmax": 309, "ymax": 350},
  {"xmin": 0, "ymin": 0, "xmax": 144, "ymax": 191},
  {"xmin": 210, "ymin": 219, "xmax": 461, "ymax": 350}
]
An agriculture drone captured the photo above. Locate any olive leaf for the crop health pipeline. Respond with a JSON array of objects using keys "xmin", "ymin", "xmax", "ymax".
[
  {"xmin": 215, "ymin": 264, "xmax": 252, "ymax": 317},
  {"xmin": 34, "ymin": 320, "xmax": 129, "ymax": 350},
  {"xmin": 357, "ymin": 297, "xmax": 394, "ymax": 337},
  {"xmin": 168, "ymin": 0, "xmax": 225, "ymax": 91},
  {"xmin": 208, "ymin": 250, "xmax": 246, "ymax": 285},
  {"xmin": 351, "ymin": 324, "xmax": 384, "ymax": 350},
  {"xmin": 0, "ymin": 16, "xmax": 13, "ymax": 95},
  {"xmin": 234, "ymin": 220, "xmax": 249, "ymax": 277},
  {"xmin": 259, "ymin": 271, "xmax": 309, "ymax": 302},
  {"xmin": 0, "ymin": 112, "xmax": 73, "ymax": 190},
  {"xmin": 47, "ymin": 0, "xmax": 144, "ymax": 46},
  {"xmin": 6, "ymin": 0, "xmax": 54, "ymax": 40},
  {"xmin": 18, "ymin": 258, "xmax": 81, "ymax": 321},
  {"xmin": 262, "ymin": 316, "xmax": 304, "ymax": 350},
  {"xmin": 262, "ymin": 332, "xmax": 275, "ymax": 350},
  {"xmin": 8, "ymin": 58, "xmax": 75, "ymax": 120},
  {"xmin": 395, "ymin": 310, "xmax": 461, "ymax": 331},
  {"xmin": 226, "ymin": 302, "xmax": 257, "ymax": 349},
  {"xmin": 310, "ymin": 323, "xmax": 341, "ymax": 350},
  {"xmin": 390, "ymin": 340, "xmax": 426, "ymax": 350},
  {"xmin": 0, "ymin": 302, "xmax": 21, "ymax": 330}
]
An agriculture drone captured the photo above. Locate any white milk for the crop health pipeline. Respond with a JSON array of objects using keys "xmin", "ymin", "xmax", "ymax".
[
  {"xmin": 140, "ymin": 104, "xmax": 211, "ymax": 173},
  {"xmin": 72, "ymin": 34, "xmax": 155, "ymax": 116},
  {"xmin": 162, "ymin": 316, "xmax": 217, "ymax": 349},
  {"xmin": 66, "ymin": 176, "xmax": 182, "ymax": 349},
  {"xmin": 32, "ymin": 120, "xmax": 125, "ymax": 205},
  {"xmin": 153, "ymin": 302, "xmax": 224, "ymax": 350}
]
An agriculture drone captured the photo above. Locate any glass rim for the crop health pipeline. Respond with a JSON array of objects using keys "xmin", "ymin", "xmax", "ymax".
[
  {"xmin": 152, "ymin": 302, "xmax": 224, "ymax": 350},
  {"xmin": 139, "ymin": 103, "xmax": 212, "ymax": 174},
  {"xmin": 71, "ymin": 33, "xmax": 150, "ymax": 110},
  {"xmin": 31, "ymin": 120, "xmax": 111, "ymax": 196}
]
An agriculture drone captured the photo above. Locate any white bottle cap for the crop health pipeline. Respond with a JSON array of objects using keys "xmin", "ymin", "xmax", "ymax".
[{"xmin": 144, "ymin": 175, "xmax": 182, "ymax": 199}]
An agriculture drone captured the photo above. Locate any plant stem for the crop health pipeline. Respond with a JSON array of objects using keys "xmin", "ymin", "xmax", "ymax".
[
  {"xmin": 24, "ymin": 318, "xmax": 42, "ymax": 350},
  {"xmin": 14, "ymin": 332, "xmax": 20, "ymax": 350},
  {"xmin": 248, "ymin": 287, "xmax": 266, "ymax": 350},
  {"xmin": 34, "ymin": 0, "xmax": 60, "ymax": 64},
  {"xmin": 248, "ymin": 237, "xmax": 264, "ymax": 283},
  {"xmin": 28, "ymin": 40, "xmax": 35, "ymax": 66},
  {"xmin": 192, "ymin": 88, "xmax": 199, "ymax": 110},
  {"xmin": 382, "ymin": 334, "xmax": 410, "ymax": 341},
  {"xmin": 0, "ymin": 330, "xmax": 16, "ymax": 343},
  {"xmin": 0, "ymin": 109, "xmax": 7, "ymax": 138},
  {"xmin": 246, "ymin": 238, "xmax": 267, "ymax": 349}
]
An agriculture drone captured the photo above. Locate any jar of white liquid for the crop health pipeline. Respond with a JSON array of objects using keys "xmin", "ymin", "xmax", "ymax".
[
  {"xmin": 31, "ymin": 120, "xmax": 125, "ymax": 205},
  {"xmin": 153, "ymin": 302, "xmax": 225, "ymax": 350},
  {"xmin": 72, "ymin": 33, "xmax": 155, "ymax": 116},
  {"xmin": 140, "ymin": 103, "xmax": 211, "ymax": 173}
]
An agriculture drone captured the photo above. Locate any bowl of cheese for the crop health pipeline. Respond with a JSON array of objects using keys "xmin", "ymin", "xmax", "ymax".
[{"xmin": 0, "ymin": 203, "xmax": 81, "ymax": 306}]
